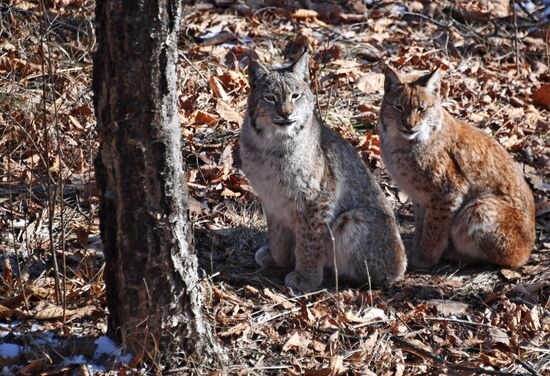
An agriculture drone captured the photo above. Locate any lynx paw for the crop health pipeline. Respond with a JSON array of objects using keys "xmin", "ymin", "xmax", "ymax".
[
  {"xmin": 284, "ymin": 271, "xmax": 322, "ymax": 293},
  {"xmin": 255, "ymin": 245, "xmax": 275, "ymax": 268}
]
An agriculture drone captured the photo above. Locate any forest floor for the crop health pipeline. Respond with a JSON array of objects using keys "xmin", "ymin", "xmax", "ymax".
[{"xmin": 0, "ymin": 0, "xmax": 549, "ymax": 375}]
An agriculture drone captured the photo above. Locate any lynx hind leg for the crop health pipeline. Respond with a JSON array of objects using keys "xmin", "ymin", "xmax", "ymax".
[
  {"xmin": 450, "ymin": 196, "xmax": 534, "ymax": 268},
  {"xmin": 331, "ymin": 208, "xmax": 406, "ymax": 288}
]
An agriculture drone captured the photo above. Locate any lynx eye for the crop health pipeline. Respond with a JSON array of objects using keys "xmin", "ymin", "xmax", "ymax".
[
  {"xmin": 263, "ymin": 94, "xmax": 276, "ymax": 103},
  {"xmin": 393, "ymin": 104, "xmax": 403, "ymax": 112},
  {"xmin": 291, "ymin": 93, "xmax": 302, "ymax": 100},
  {"xmin": 418, "ymin": 105, "xmax": 427, "ymax": 113}
]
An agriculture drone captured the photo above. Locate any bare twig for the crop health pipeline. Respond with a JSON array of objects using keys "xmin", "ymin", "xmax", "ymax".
[
  {"xmin": 179, "ymin": 52, "xmax": 208, "ymax": 83},
  {"xmin": 327, "ymin": 223, "xmax": 340, "ymax": 311},
  {"xmin": 402, "ymin": 11, "xmax": 453, "ymax": 29},
  {"xmin": 511, "ymin": 353, "xmax": 542, "ymax": 376},
  {"xmin": 511, "ymin": 0, "xmax": 520, "ymax": 72},
  {"xmin": 7, "ymin": 144, "xmax": 30, "ymax": 311},
  {"xmin": 515, "ymin": 1, "xmax": 538, "ymax": 23},
  {"xmin": 39, "ymin": 0, "xmax": 62, "ymax": 304}
]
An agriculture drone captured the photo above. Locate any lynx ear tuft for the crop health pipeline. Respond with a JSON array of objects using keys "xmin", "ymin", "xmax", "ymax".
[
  {"xmin": 248, "ymin": 59, "xmax": 269, "ymax": 86},
  {"xmin": 417, "ymin": 67, "xmax": 441, "ymax": 95},
  {"xmin": 291, "ymin": 50, "xmax": 310, "ymax": 83},
  {"xmin": 384, "ymin": 64, "xmax": 402, "ymax": 94}
]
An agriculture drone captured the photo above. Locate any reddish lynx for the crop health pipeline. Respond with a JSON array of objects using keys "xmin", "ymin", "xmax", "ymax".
[
  {"xmin": 240, "ymin": 52, "xmax": 406, "ymax": 292},
  {"xmin": 379, "ymin": 65, "xmax": 536, "ymax": 269}
]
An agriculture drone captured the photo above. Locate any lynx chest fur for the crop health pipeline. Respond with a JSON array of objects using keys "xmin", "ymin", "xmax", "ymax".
[{"xmin": 240, "ymin": 53, "xmax": 406, "ymax": 292}]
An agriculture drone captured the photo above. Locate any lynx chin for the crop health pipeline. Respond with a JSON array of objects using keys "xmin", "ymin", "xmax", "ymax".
[
  {"xmin": 379, "ymin": 65, "xmax": 535, "ymax": 269},
  {"xmin": 240, "ymin": 52, "xmax": 406, "ymax": 292}
]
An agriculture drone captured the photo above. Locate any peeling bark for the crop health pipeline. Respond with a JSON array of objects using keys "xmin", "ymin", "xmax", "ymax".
[{"xmin": 92, "ymin": 0, "xmax": 224, "ymax": 370}]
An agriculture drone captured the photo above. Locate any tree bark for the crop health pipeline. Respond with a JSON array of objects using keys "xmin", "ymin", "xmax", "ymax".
[{"xmin": 92, "ymin": 0, "xmax": 223, "ymax": 370}]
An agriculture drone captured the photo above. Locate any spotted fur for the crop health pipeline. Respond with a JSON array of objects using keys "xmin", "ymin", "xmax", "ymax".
[
  {"xmin": 379, "ymin": 65, "xmax": 536, "ymax": 269},
  {"xmin": 240, "ymin": 53, "xmax": 406, "ymax": 292}
]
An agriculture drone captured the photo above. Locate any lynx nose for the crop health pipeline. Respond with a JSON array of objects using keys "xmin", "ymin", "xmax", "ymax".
[
  {"xmin": 404, "ymin": 117, "xmax": 418, "ymax": 130},
  {"xmin": 278, "ymin": 102, "xmax": 294, "ymax": 118}
]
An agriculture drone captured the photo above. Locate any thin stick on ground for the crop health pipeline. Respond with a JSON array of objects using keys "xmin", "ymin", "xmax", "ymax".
[
  {"xmin": 327, "ymin": 223, "xmax": 340, "ymax": 311},
  {"xmin": 511, "ymin": 0, "xmax": 520, "ymax": 73}
]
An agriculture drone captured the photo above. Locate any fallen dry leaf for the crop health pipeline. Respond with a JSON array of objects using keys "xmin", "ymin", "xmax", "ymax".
[
  {"xmin": 500, "ymin": 268, "xmax": 522, "ymax": 281},
  {"xmin": 209, "ymin": 76, "xmax": 229, "ymax": 101},
  {"xmin": 0, "ymin": 303, "xmax": 28, "ymax": 319},
  {"xmin": 219, "ymin": 322, "xmax": 249, "ymax": 337},
  {"xmin": 328, "ymin": 355, "xmax": 347, "ymax": 375},
  {"xmin": 428, "ymin": 299, "xmax": 469, "ymax": 317},
  {"xmin": 282, "ymin": 331, "xmax": 311, "ymax": 352},
  {"xmin": 343, "ymin": 307, "xmax": 387, "ymax": 324},
  {"xmin": 479, "ymin": 351, "xmax": 512, "ymax": 367},
  {"xmin": 31, "ymin": 303, "xmax": 97, "ymax": 321},
  {"xmin": 292, "ymin": 9, "xmax": 318, "ymax": 20},
  {"xmin": 488, "ymin": 327, "xmax": 510, "ymax": 346},
  {"xmin": 191, "ymin": 110, "xmax": 218, "ymax": 126},
  {"xmin": 263, "ymin": 288, "xmax": 295, "ymax": 309},
  {"xmin": 216, "ymin": 100, "xmax": 243, "ymax": 124},
  {"xmin": 355, "ymin": 73, "xmax": 385, "ymax": 94}
]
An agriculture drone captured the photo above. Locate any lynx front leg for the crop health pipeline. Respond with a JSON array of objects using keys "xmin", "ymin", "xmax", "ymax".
[
  {"xmin": 410, "ymin": 206, "xmax": 453, "ymax": 269},
  {"xmin": 284, "ymin": 216, "xmax": 327, "ymax": 292},
  {"xmin": 413, "ymin": 203, "xmax": 425, "ymax": 251},
  {"xmin": 255, "ymin": 215, "xmax": 293, "ymax": 268}
]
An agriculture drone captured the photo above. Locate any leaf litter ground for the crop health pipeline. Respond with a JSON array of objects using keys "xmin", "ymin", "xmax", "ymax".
[{"xmin": 0, "ymin": 0, "xmax": 549, "ymax": 374}]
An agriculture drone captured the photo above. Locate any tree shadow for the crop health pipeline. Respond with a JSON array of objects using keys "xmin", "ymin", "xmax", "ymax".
[
  {"xmin": 194, "ymin": 200, "xmax": 544, "ymax": 307},
  {"xmin": 195, "ymin": 225, "xmax": 288, "ymax": 290}
]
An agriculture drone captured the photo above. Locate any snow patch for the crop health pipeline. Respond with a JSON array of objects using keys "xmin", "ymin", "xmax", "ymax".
[
  {"xmin": 0, "ymin": 343, "xmax": 21, "ymax": 359},
  {"xmin": 94, "ymin": 336, "xmax": 122, "ymax": 359}
]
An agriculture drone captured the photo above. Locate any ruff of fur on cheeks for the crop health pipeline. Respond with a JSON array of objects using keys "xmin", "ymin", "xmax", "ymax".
[
  {"xmin": 409, "ymin": 112, "xmax": 443, "ymax": 143},
  {"xmin": 381, "ymin": 107, "xmax": 443, "ymax": 145},
  {"xmin": 246, "ymin": 111, "xmax": 310, "ymax": 145}
]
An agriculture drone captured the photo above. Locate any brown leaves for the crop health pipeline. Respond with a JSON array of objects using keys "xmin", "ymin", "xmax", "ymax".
[
  {"xmin": 191, "ymin": 110, "xmax": 218, "ymax": 126},
  {"xmin": 1, "ymin": 0, "xmax": 548, "ymax": 374},
  {"xmin": 33, "ymin": 303, "xmax": 98, "ymax": 321},
  {"xmin": 427, "ymin": 299, "xmax": 469, "ymax": 317},
  {"xmin": 263, "ymin": 288, "xmax": 295, "ymax": 309},
  {"xmin": 216, "ymin": 100, "xmax": 242, "ymax": 124},
  {"xmin": 1, "ymin": 283, "xmax": 100, "ymax": 322},
  {"xmin": 282, "ymin": 331, "xmax": 311, "ymax": 352},
  {"xmin": 355, "ymin": 73, "xmax": 385, "ymax": 94},
  {"xmin": 292, "ymin": 9, "xmax": 319, "ymax": 21},
  {"xmin": 209, "ymin": 76, "xmax": 229, "ymax": 101}
]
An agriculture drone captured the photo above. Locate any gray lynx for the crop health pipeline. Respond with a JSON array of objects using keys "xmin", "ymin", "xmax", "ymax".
[
  {"xmin": 240, "ymin": 52, "xmax": 406, "ymax": 292},
  {"xmin": 379, "ymin": 65, "xmax": 536, "ymax": 269}
]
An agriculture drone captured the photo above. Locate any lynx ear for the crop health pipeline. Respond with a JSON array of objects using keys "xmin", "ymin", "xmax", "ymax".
[
  {"xmin": 291, "ymin": 51, "xmax": 309, "ymax": 83},
  {"xmin": 384, "ymin": 65, "xmax": 402, "ymax": 94},
  {"xmin": 417, "ymin": 67, "xmax": 441, "ymax": 95},
  {"xmin": 248, "ymin": 59, "xmax": 269, "ymax": 86}
]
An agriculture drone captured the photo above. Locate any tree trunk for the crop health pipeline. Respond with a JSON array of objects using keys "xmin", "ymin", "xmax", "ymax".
[{"xmin": 92, "ymin": 0, "xmax": 223, "ymax": 370}]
